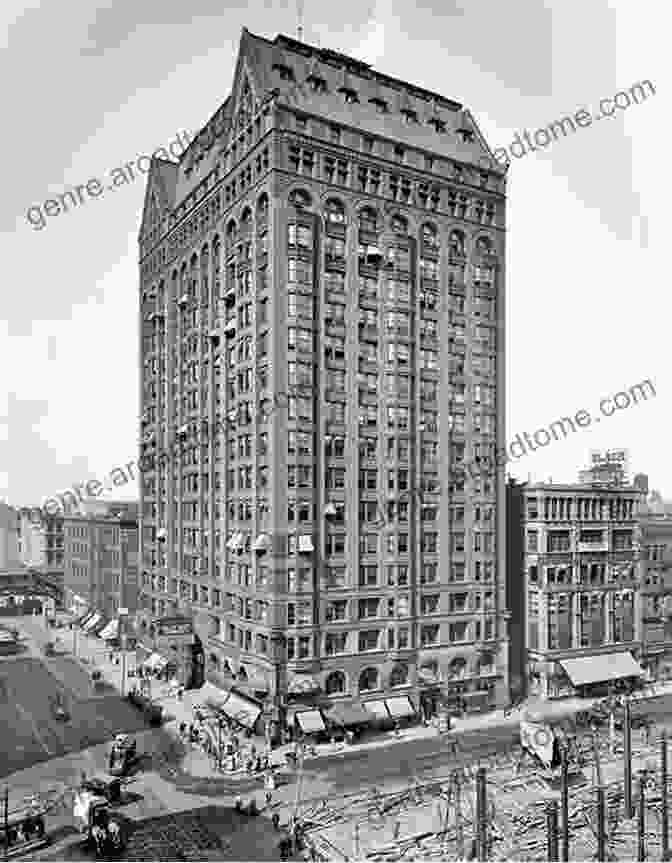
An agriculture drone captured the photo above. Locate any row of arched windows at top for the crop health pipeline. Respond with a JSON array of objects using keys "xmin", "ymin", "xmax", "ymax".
[
  {"xmin": 146, "ymin": 190, "xmax": 494, "ymax": 300},
  {"xmin": 221, "ymin": 189, "xmax": 493, "ymax": 255}
]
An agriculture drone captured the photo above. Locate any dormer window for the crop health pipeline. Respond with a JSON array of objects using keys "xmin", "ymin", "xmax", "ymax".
[
  {"xmin": 401, "ymin": 108, "xmax": 418, "ymax": 124},
  {"xmin": 273, "ymin": 62, "xmax": 294, "ymax": 82},
  {"xmin": 394, "ymin": 145, "xmax": 405, "ymax": 161},
  {"xmin": 369, "ymin": 97, "xmax": 388, "ymax": 114},
  {"xmin": 306, "ymin": 58, "xmax": 327, "ymax": 93},
  {"xmin": 428, "ymin": 116, "xmax": 446, "ymax": 132},
  {"xmin": 339, "ymin": 86, "xmax": 359, "ymax": 104}
]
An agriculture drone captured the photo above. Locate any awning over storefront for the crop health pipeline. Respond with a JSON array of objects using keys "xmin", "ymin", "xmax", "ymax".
[
  {"xmin": 143, "ymin": 652, "xmax": 167, "ymax": 672},
  {"xmin": 99, "ymin": 619, "xmax": 119, "ymax": 641},
  {"xmin": 252, "ymin": 533, "xmax": 271, "ymax": 553},
  {"xmin": 560, "ymin": 652, "xmax": 643, "ymax": 686},
  {"xmin": 83, "ymin": 613, "xmax": 101, "ymax": 632},
  {"xmin": 325, "ymin": 703, "xmax": 375, "ymax": 727},
  {"xmin": 385, "ymin": 696, "xmax": 416, "ymax": 719},
  {"xmin": 241, "ymin": 666, "xmax": 270, "ymax": 693},
  {"xmin": 298, "ymin": 535, "xmax": 314, "ymax": 553},
  {"xmin": 221, "ymin": 691, "xmax": 262, "ymax": 729},
  {"xmin": 296, "ymin": 709, "xmax": 326, "ymax": 734},
  {"xmin": 364, "ymin": 700, "xmax": 390, "ymax": 719},
  {"xmin": 288, "ymin": 673, "xmax": 321, "ymax": 695},
  {"xmin": 76, "ymin": 611, "xmax": 94, "ymax": 627}
]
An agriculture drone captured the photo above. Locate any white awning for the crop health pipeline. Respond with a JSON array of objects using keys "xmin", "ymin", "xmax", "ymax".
[
  {"xmin": 324, "ymin": 503, "xmax": 337, "ymax": 517},
  {"xmin": 226, "ymin": 532, "xmax": 244, "ymax": 551},
  {"xmin": 143, "ymin": 652, "xmax": 167, "ymax": 671},
  {"xmin": 83, "ymin": 613, "xmax": 101, "ymax": 631},
  {"xmin": 224, "ymin": 320, "xmax": 236, "ymax": 333},
  {"xmin": 157, "ymin": 528, "xmax": 167, "ymax": 540},
  {"xmin": 99, "ymin": 619, "xmax": 119, "ymax": 641},
  {"xmin": 364, "ymin": 700, "xmax": 390, "ymax": 719},
  {"xmin": 178, "ymin": 293, "xmax": 189, "ymax": 305},
  {"xmin": 253, "ymin": 533, "xmax": 271, "ymax": 553},
  {"xmin": 385, "ymin": 696, "xmax": 416, "ymax": 719},
  {"xmin": 222, "ymin": 692, "xmax": 262, "ymax": 729},
  {"xmin": 296, "ymin": 710, "xmax": 326, "ymax": 734},
  {"xmin": 560, "ymin": 652, "xmax": 643, "ymax": 686},
  {"xmin": 298, "ymin": 535, "xmax": 314, "ymax": 553}
]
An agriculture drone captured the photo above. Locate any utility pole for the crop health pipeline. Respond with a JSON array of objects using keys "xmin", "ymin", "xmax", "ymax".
[
  {"xmin": 546, "ymin": 800, "xmax": 559, "ymax": 862},
  {"xmin": 3, "ymin": 787, "xmax": 8, "ymax": 860},
  {"xmin": 560, "ymin": 744, "xmax": 570, "ymax": 862},
  {"xmin": 663, "ymin": 732, "xmax": 670, "ymax": 861},
  {"xmin": 476, "ymin": 767, "xmax": 488, "ymax": 861},
  {"xmin": 624, "ymin": 696, "xmax": 633, "ymax": 818},
  {"xmin": 596, "ymin": 784, "xmax": 606, "ymax": 863},
  {"xmin": 638, "ymin": 776, "xmax": 646, "ymax": 861},
  {"xmin": 454, "ymin": 770, "xmax": 464, "ymax": 860}
]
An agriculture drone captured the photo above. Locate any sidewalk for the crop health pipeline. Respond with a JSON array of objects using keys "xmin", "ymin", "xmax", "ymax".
[{"xmin": 54, "ymin": 622, "xmax": 672, "ymax": 782}]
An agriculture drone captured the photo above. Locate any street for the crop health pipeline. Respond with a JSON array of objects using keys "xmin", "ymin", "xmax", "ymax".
[{"xmin": 7, "ymin": 615, "xmax": 672, "ymax": 861}]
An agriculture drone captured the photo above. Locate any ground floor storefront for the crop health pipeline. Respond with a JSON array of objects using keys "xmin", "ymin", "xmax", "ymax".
[{"xmin": 528, "ymin": 649, "xmax": 647, "ymax": 699}]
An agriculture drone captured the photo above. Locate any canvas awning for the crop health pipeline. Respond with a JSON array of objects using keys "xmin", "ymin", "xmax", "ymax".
[
  {"xmin": 98, "ymin": 619, "xmax": 119, "ymax": 641},
  {"xmin": 288, "ymin": 673, "xmax": 321, "ymax": 695},
  {"xmin": 226, "ymin": 532, "xmax": 244, "ymax": 550},
  {"xmin": 364, "ymin": 700, "xmax": 390, "ymax": 719},
  {"xmin": 385, "ymin": 696, "xmax": 416, "ymax": 719},
  {"xmin": 326, "ymin": 703, "xmax": 375, "ymax": 727},
  {"xmin": 221, "ymin": 692, "xmax": 262, "ymax": 729},
  {"xmin": 298, "ymin": 535, "xmax": 314, "ymax": 553},
  {"xmin": 143, "ymin": 652, "xmax": 167, "ymax": 671},
  {"xmin": 296, "ymin": 709, "xmax": 326, "ymax": 734},
  {"xmin": 252, "ymin": 533, "xmax": 271, "ymax": 553},
  {"xmin": 560, "ymin": 652, "xmax": 643, "ymax": 686},
  {"xmin": 83, "ymin": 613, "xmax": 101, "ymax": 631}
]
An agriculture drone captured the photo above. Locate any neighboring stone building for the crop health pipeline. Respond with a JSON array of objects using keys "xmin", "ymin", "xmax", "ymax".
[
  {"xmin": 639, "ymin": 502, "xmax": 672, "ymax": 681},
  {"xmin": 63, "ymin": 500, "xmax": 139, "ymax": 620},
  {"xmin": 524, "ymin": 482, "xmax": 644, "ymax": 698},
  {"xmin": 0, "ymin": 503, "xmax": 21, "ymax": 570},
  {"xmin": 138, "ymin": 29, "xmax": 508, "ymax": 730}
]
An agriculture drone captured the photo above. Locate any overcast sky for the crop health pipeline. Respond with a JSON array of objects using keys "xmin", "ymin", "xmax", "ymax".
[{"xmin": 0, "ymin": 0, "xmax": 667, "ymax": 506}]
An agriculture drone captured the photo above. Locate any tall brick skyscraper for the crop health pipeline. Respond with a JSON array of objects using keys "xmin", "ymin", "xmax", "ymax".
[{"xmin": 138, "ymin": 29, "xmax": 508, "ymax": 734}]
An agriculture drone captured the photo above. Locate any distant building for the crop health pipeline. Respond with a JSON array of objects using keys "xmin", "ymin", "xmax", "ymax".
[
  {"xmin": 524, "ymin": 481, "xmax": 644, "ymax": 699},
  {"xmin": 0, "ymin": 503, "xmax": 21, "ymax": 570},
  {"xmin": 639, "ymin": 499, "xmax": 672, "ymax": 681},
  {"xmin": 63, "ymin": 499, "xmax": 139, "ymax": 620}
]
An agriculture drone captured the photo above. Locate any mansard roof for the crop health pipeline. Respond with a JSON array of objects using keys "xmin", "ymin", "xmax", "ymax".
[{"xmin": 169, "ymin": 27, "xmax": 501, "ymax": 206}]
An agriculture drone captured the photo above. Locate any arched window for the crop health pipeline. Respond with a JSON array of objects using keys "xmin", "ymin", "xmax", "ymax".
[
  {"xmin": 359, "ymin": 207, "xmax": 378, "ymax": 233},
  {"xmin": 390, "ymin": 664, "xmax": 408, "ymax": 687},
  {"xmin": 226, "ymin": 220, "xmax": 237, "ymax": 255},
  {"xmin": 325, "ymin": 670, "xmax": 346, "ymax": 695},
  {"xmin": 241, "ymin": 207, "xmax": 253, "ymax": 234},
  {"xmin": 325, "ymin": 198, "xmax": 346, "ymax": 225},
  {"xmin": 359, "ymin": 667, "xmax": 379, "ymax": 693},
  {"xmin": 448, "ymin": 230, "xmax": 465, "ymax": 257},
  {"xmin": 421, "ymin": 223, "xmax": 438, "ymax": 249},
  {"xmin": 391, "ymin": 214, "xmax": 408, "ymax": 234},
  {"xmin": 222, "ymin": 659, "xmax": 232, "ymax": 674},
  {"xmin": 237, "ymin": 666, "xmax": 248, "ymax": 682},
  {"xmin": 448, "ymin": 656, "xmax": 467, "ymax": 679},
  {"xmin": 289, "ymin": 189, "xmax": 311, "ymax": 209},
  {"xmin": 257, "ymin": 193, "xmax": 269, "ymax": 223},
  {"xmin": 475, "ymin": 235, "xmax": 492, "ymax": 254},
  {"xmin": 419, "ymin": 660, "xmax": 439, "ymax": 684},
  {"xmin": 208, "ymin": 652, "xmax": 219, "ymax": 669}
]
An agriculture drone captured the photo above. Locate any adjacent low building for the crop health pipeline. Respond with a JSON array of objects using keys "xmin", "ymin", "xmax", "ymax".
[
  {"xmin": 63, "ymin": 499, "xmax": 139, "ymax": 621},
  {"xmin": 523, "ymin": 481, "xmax": 644, "ymax": 699}
]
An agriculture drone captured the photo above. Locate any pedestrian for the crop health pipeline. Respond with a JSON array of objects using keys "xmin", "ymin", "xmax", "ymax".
[
  {"xmin": 265, "ymin": 789, "xmax": 273, "ymax": 807},
  {"xmin": 179, "ymin": 721, "xmax": 187, "ymax": 740},
  {"xmin": 272, "ymin": 811, "xmax": 280, "ymax": 831}
]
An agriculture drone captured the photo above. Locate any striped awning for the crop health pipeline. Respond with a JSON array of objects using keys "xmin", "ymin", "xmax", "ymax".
[
  {"xmin": 288, "ymin": 673, "xmax": 321, "ymax": 695},
  {"xmin": 83, "ymin": 613, "xmax": 101, "ymax": 631},
  {"xmin": 221, "ymin": 692, "xmax": 262, "ymax": 729},
  {"xmin": 99, "ymin": 619, "xmax": 119, "ymax": 641}
]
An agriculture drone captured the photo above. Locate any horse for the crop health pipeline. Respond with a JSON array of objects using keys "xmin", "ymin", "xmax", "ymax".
[
  {"xmin": 91, "ymin": 824, "xmax": 107, "ymax": 856},
  {"xmin": 108, "ymin": 819, "xmax": 123, "ymax": 850}
]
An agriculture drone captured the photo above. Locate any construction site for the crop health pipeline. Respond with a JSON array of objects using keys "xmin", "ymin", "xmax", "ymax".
[{"xmin": 294, "ymin": 699, "xmax": 672, "ymax": 862}]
